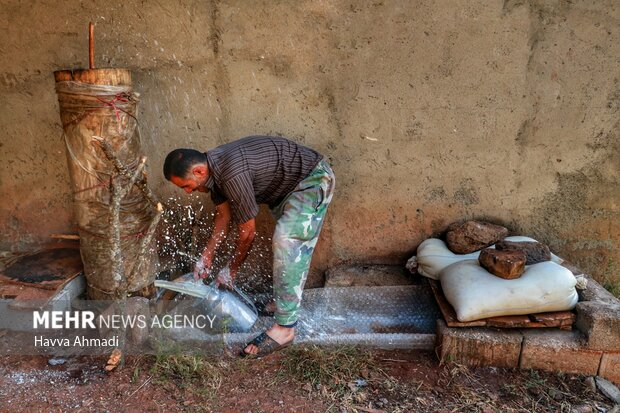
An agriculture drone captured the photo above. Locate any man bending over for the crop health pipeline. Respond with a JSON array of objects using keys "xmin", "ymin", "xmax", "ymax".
[{"xmin": 163, "ymin": 135, "xmax": 335, "ymax": 356}]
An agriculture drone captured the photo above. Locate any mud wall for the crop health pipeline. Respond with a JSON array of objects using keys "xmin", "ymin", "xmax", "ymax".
[{"xmin": 0, "ymin": 0, "xmax": 618, "ymax": 289}]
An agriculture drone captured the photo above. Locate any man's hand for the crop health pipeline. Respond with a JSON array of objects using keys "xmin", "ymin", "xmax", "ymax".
[
  {"xmin": 214, "ymin": 266, "xmax": 234, "ymax": 290},
  {"xmin": 226, "ymin": 218, "xmax": 255, "ymax": 287},
  {"xmin": 193, "ymin": 202, "xmax": 232, "ymax": 281},
  {"xmin": 193, "ymin": 257, "xmax": 210, "ymax": 280}
]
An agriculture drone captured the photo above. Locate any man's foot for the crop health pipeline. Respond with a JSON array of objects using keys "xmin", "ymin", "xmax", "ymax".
[{"xmin": 243, "ymin": 324, "xmax": 294, "ymax": 356}]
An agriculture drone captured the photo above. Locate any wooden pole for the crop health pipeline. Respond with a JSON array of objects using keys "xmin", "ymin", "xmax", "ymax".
[
  {"xmin": 54, "ymin": 23, "xmax": 160, "ymax": 371},
  {"xmin": 89, "ymin": 22, "xmax": 95, "ymax": 69},
  {"xmin": 50, "ymin": 234, "xmax": 80, "ymax": 240}
]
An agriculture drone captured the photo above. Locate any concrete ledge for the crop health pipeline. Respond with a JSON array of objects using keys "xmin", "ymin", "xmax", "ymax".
[
  {"xmin": 436, "ymin": 319, "xmax": 523, "ymax": 368},
  {"xmin": 520, "ymin": 330, "xmax": 602, "ymax": 376},
  {"xmin": 324, "ymin": 264, "xmax": 415, "ymax": 287},
  {"xmin": 599, "ymin": 352, "xmax": 620, "ymax": 386},
  {"xmin": 576, "ymin": 301, "xmax": 620, "ymax": 351},
  {"xmin": 578, "ymin": 276, "xmax": 619, "ymax": 305}
]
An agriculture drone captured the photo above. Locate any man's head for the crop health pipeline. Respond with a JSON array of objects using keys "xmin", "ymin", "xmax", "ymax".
[{"xmin": 163, "ymin": 149, "xmax": 209, "ymax": 194}]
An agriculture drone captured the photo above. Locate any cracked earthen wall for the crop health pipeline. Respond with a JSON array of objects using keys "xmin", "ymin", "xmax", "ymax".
[{"xmin": 0, "ymin": 1, "xmax": 618, "ymax": 289}]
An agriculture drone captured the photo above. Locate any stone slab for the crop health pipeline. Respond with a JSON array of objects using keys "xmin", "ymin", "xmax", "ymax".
[
  {"xmin": 0, "ymin": 275, "xmax": 86, "ymax": 331},
  {"xmin": 576, "ymin": 301, "xmax": 620, "ymax": 351},
  {"xmin": 578, "ymin": 277, "xmax": 619, "ymax": 305},
  {"xmin": 595, "ymin": 376, "xmax": 620, "ymax": 404},
  {"xmin": 520, "ymin": 330, "xmax": 603, "ymax": 376},
  {"xmin": 599, "ymin": 352, "xmax": 620, "ymax": 387},
  {"xmin": 436, "ymin": 319, "xmax": 523, "ymax": 368}
]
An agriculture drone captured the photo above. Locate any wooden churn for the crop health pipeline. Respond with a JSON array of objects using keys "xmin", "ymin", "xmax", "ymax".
[{"xmin": 53, "ymin": 24, "xmax": 159, "ymax": 299}]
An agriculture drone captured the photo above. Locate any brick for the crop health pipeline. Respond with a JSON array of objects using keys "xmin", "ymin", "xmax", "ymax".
[
  {"xmin": 520, "ymin": 330, "xmax": 602, "ymax": 376},
  {"xmin": 599, "ymin": 352, "xmax": 620, "ymax": 387},
  {"xmin": 575, "ymin": 301, "xmax": 620, "ymax": 351},
  {"xmin": 436, "ymin": 319, "xmax": 522, "ymax": 368}
]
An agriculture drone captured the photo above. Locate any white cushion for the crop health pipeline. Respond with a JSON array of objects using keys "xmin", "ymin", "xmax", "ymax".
[
  {"xmin": 439, "ymin": 259, "xmax": 578, "ymax": 322},
  {"xmin": 415, "ymin": 236, "xmax": 563, "ymax": 280}
]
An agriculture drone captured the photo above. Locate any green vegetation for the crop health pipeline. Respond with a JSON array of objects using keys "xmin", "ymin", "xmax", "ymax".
[
  {"xmin": 601, "ymin": 258, "xmax": 620, "ymax": 298},
  {"xmin": 140, "ymin": 345, "xmax": 613, "ymax": 412},
  {"xmin": 151, "ymin": 353, "xmax": 222, "ymax": 400},
  {"xmin": 278, "ymin": 345, "xmax": 380, "ymax": 394}
]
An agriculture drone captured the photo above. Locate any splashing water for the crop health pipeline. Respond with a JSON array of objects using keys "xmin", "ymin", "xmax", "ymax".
[{"xmin": 156, "ymin": 195, "xmax": 274, "ymax": 297}]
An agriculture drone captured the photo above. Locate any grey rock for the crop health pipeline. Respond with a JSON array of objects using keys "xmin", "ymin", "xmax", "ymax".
[
  {"xmin": 585, "ymin": 376, "xmax": 597, "ymax": 393},
  {"xmin": 596, "ymin": 377, "xmax": 620, "ymax": 404},
  {"xmin": 571, "ymin": 405, "xmax": 593, "ymax": 413},
  {"xmin": 48, "ymin": 357, "xmax": 66, "ymax": 366},
  {"xmin": 576, "ymin": 302, "xmax": 620, "ymax": 351},
  {"xmin": 446, "ymin": 220, "xmax": 509, "ymax": 254}
]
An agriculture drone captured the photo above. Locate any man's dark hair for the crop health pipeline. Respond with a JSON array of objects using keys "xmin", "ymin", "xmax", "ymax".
[{"xmin": 163, "ymin": 149, "xmax": 207, "ymax": 180}]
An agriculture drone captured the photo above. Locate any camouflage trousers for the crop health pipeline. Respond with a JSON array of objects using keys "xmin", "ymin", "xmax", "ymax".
[{"xmin": 270, "ymin": 159, "xmax": 335, "ymax": 326}]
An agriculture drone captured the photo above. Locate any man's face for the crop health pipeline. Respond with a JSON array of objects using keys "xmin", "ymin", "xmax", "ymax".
[
  {"xmin": 170, "ymin": 175, "xmax": 206, "ymax": 193},
  {"xmin": 170, "ymin": 166, "xmax": 208, "ymax": 194}
]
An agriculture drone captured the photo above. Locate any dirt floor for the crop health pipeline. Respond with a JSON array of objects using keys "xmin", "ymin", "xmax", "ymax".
[{"xmin": 0, "ymin": 346, "xmax": 616, "ymax": 413}]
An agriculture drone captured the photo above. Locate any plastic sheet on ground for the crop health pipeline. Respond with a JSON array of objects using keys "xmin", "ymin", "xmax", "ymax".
[{"xmin": 158, "ymin": 285, "xmax": 441, "ymax": 350}]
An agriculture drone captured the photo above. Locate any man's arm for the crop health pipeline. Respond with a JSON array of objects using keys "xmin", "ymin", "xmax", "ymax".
[
  {"xmin": 227, "ymin": 218, "xmax": 256, "ymax": 283},
  {"xmin": 195, "ymin": 201, "xmax": 231, "ymax": 279}
]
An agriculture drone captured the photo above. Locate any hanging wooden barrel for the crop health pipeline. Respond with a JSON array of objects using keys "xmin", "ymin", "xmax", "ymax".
[{"xmin": 54, "ymin": 68, "xmax": 157, "ymax": 299}]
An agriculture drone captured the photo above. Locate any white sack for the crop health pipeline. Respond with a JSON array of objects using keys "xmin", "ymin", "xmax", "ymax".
[
  {"xmin": 415, "ymin": 236, "xmax": 563, "ymax": 280},
  {"xmin": 440, "ymin": 259, "xmax": 578, "ymax": 322}
]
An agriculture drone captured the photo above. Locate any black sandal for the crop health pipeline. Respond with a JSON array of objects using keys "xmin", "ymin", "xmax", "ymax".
[{"xmin": 240, "ymin": 331, "xmax": 293, "ymax": 358}]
